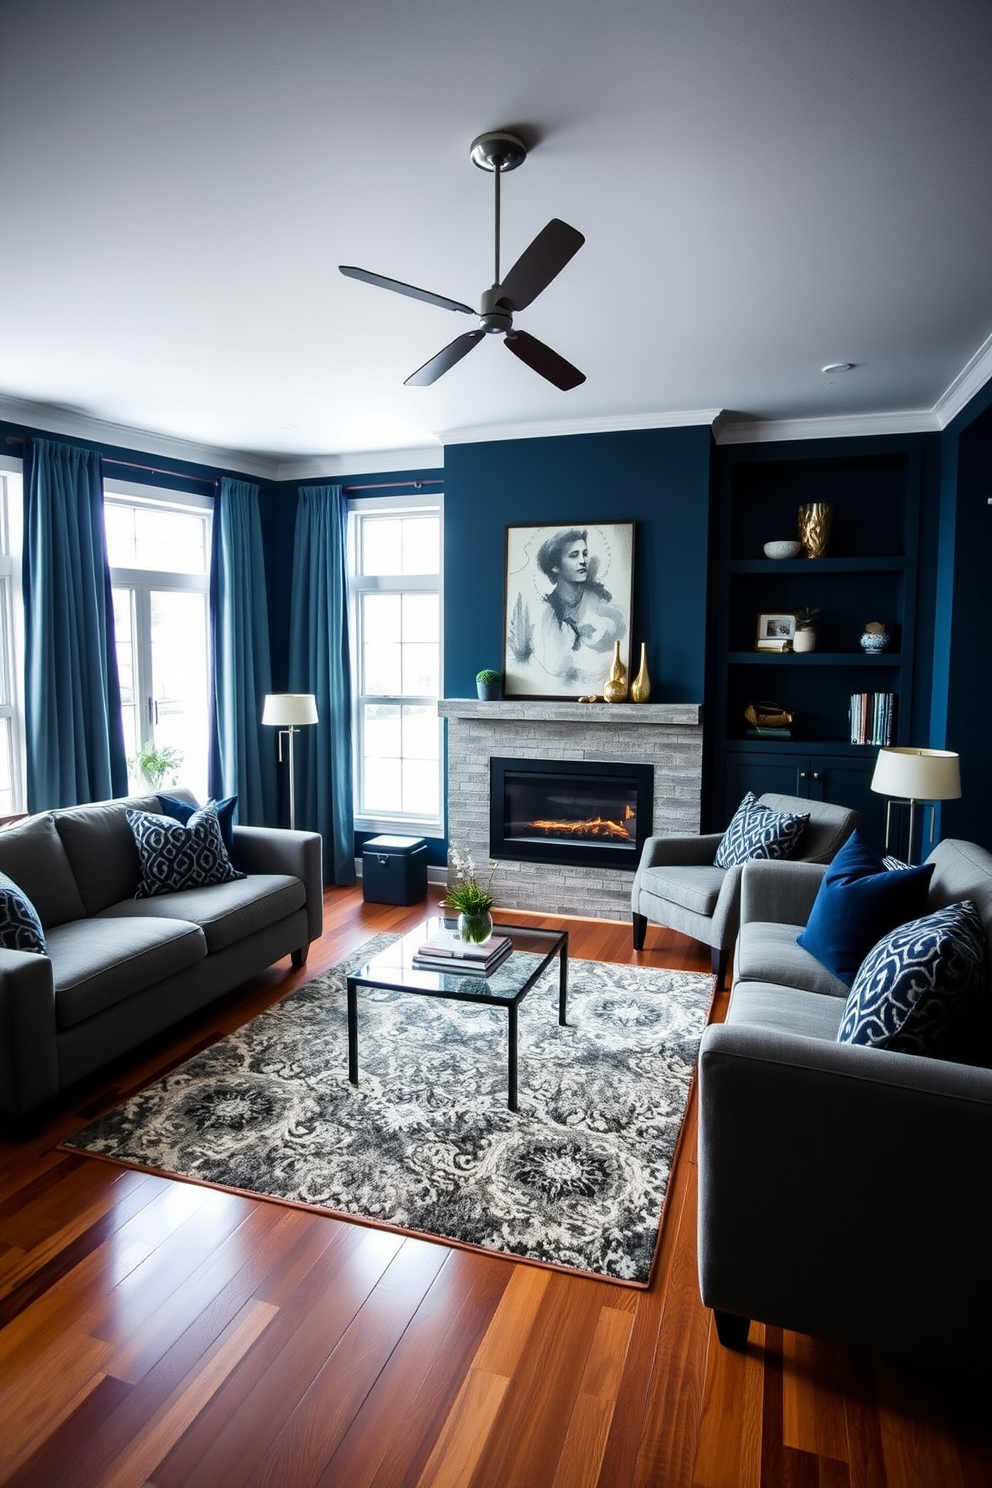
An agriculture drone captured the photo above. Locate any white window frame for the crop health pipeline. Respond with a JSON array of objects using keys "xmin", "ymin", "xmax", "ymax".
[
  {"xmin": 0, "ymin": 457, "xmax": 26, "ymax": 816},
  {"xmin": 348, "ymin": 492, "xmax": 444, "ymax": 837},
  {"xmin": 104, "ymin": 480, "xmax": 212, "ymax": 796}
]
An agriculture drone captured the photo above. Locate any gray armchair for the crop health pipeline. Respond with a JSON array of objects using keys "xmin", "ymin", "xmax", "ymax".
[{"xmin": 630, "ymin": 793, "xmax": 859, "ymax": 983}]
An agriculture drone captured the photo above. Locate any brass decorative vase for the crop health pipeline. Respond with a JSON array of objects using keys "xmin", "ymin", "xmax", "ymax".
[
  {"xmin": 630, "ymin": 642, "xmax": 651, "ymax": 703},
  {"xmin": 603, "ymin": 641, "xmax": 628, "ymax": 703},
  {"xmin": 798, "ymin": 502, "xmax": 832, "ymax": 558}
]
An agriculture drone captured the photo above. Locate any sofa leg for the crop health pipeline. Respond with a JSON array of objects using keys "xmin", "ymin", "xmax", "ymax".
[
  {"xmin": 711, "ymin": 946, "xmax": 730, "ymax": 986},
  {"xmin": 291, "ymin": 944, "xmax": 309, "ymax": 969},
  {"xmin": 713, "ymin": 1309, "xmax": 750, "ymax": 1351},
  {"xmin": 632, "ymin": 913, "xmax": 647, "ymax": 950}
]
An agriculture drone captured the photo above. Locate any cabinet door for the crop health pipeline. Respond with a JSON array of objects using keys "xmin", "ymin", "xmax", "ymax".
[
  {"xmin": 809, "ymin": 754, "xmax": 884, "ymax": 849},
  {"xmin": 724, "ymin": 752, "xmax": 806, "ymax": 822}
]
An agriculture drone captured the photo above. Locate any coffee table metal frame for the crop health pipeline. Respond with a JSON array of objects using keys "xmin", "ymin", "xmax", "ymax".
[{"xmin": 346, "ymin": 917, "xmax": 569, "ymax": 1111}]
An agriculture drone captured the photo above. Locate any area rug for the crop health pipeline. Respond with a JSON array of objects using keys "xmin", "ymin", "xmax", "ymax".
[{"xmin": 63, "ymin": 937, "xmax": 714, "ymax": 1285}]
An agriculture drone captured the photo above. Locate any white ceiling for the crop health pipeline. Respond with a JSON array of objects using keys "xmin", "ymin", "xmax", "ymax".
[{"xmin": 2, "ymin": 0, "xmax": 991, "ymax": 475}]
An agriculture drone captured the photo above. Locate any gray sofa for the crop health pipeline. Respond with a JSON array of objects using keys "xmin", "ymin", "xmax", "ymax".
[
  {"xmin": 0, "ymin": 790, "xmax": 322, "ymax": 1127},
  {"xmin": 697, "ymin": 837, "xmax": 992, "ymax": 1375}
]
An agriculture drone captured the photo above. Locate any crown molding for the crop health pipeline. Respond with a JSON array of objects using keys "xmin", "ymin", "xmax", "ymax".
[
  {"xmin": 440, "ymin": 408, "xmax": 722, "ymax": 446},
  {"xmin": 714, "ymin": 408, "xmax": 944, "ymax": 445},
  {"xmin": 274, "ymin": 445, "xmax": 444, "ymax": 482},
  {"xmin": 932, "ymin": 330, "xmax": 992, "ymax": 428}
]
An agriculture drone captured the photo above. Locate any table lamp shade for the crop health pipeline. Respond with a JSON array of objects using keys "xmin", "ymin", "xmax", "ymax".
[
  {"xmin": 870, "ymin": 747, "xmax": 961, "ymax": 802},
  {"xmin": 262, "ymin": 693, "xmax": 318, "ymax": 727}
]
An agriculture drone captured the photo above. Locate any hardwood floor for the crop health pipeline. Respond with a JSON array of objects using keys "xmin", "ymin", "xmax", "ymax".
[{"xmin": 2, "ymin": 886, "xmax": 990, "ymax": 1487}]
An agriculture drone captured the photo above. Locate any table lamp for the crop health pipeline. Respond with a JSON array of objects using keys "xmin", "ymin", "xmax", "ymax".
[
  {"xmin": 262, "ymin": 693, "xmax": 318, "ymax": 829},
  {"xmin": 870, "ymin": 746, "xmax": 961, "ymax": 863}
]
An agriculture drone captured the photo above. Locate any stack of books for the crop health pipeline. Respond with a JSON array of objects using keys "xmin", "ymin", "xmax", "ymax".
[
  {"xmin": 412, "ymin": 927, "xmax": 513, "ymax": 974},
  {"xmin": 850, "ymin": 692, "xmax": 895, "ymax": 745}
]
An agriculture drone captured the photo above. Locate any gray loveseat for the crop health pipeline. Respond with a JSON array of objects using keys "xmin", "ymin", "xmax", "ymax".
[
  {"xmin": 696, "ymin": 837, "xmax": 992, "ymax": 1374},
  {"xmin": 0, "ymin": 789, "xmax": 322, "ymax": 1128}
]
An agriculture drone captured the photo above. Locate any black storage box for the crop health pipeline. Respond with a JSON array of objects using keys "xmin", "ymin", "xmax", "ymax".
[{"xmin": 361, "ymin": 834, "xmax": 428, "ymax": 905}]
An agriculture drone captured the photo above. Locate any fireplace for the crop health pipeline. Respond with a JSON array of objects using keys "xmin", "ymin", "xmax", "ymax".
[{"xmin": 490, "ymin": 757, "xmax": 654, "ymax": 870}]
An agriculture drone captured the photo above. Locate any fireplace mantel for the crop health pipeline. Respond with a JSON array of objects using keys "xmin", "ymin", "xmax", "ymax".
[
  {"xmin": 439, "ymin": 697, "xmax": 704, "ymax": 920},
  {"xmin": 439, "ymin": 699, "xmax": 702, "ymax": 726}
]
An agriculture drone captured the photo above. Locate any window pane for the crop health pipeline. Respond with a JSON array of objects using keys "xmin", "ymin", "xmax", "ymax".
[
  {"xmin": 401, "ymin": 642, "xmax": 438, "ymax": 695},
  {"xmin": 363, "ymin": 756, "xmax": 402, "ymax": 813},
  {"xmin": 361, "ymin": 519, "xmax": 402, "ymax": 576},
  {"xmin": 364, "ymin": 642, "xmax": 402, "ymax": 695},
  {"xmin": 105, "ymin": 503, "xmax": 208, "ymax": 575},
  {"xmin": 402, "ymin": 592, "xmax": 438, "ymax": 642},
  {"xmin": 0, "ymin": 717, "xmax": 12, "ymax": 815},
  {"xmin": 402, "ymin": 705, "xmax": 440, "ymax": 761},
  {"xmin": 402, "ymin": 758, "xmax": 439, "ymax": 817},
  {"xmin": 363, "ymin": 703, "xmax": 402, "ymax": 758},
  {"xmin": 362, "ymin": 592, "xmax": 401, "ymax": 643},
  {"xmin": 113, "ymin": 586, "xmax": 140, "ymax": 762},
  {"xmin": 401, "ymin": 518, "xmax": 439, "ymax": 574},
  {"xmin": 150, "ymin": 590, "xmax": 209, "ymax": 797}
]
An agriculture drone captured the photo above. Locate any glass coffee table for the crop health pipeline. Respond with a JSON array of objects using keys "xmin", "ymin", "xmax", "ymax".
[{"xmin": 346, "ymin": 916, "xmax": 568, "ymax": 1111}]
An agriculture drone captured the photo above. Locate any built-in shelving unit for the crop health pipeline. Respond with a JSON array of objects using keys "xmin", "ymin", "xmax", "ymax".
[{"xmin": 711, "ymin": 447, "xmax": 921, "ymax": 844}]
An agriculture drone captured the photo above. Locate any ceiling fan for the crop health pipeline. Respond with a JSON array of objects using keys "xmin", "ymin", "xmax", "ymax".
[{"xmin": 339, "ymin": 131, "xmax": 586, "ymax": 391}]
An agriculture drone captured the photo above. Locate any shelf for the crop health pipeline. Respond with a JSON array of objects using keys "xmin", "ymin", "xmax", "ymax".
[
  {"xmin": 729, "ymin": 556, "xmax": 906, "ymax": 575},
  {"xmin": 724, "ymin": 739, "xmax": 881, "ymax": 755},
  {"xmin": 727, "ymin": 651, "xmax": 901, "ymax": 666}
]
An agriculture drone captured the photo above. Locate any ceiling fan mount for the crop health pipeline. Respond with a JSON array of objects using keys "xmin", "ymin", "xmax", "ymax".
[{"xmin": 339, "ymin": 131, "xmax": 585, "ymax": 391}]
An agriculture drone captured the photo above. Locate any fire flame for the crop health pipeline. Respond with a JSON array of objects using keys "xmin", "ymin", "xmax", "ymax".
[{"xmin": 529, "ymin": 813, "xmax": 633, "ymax": 841}]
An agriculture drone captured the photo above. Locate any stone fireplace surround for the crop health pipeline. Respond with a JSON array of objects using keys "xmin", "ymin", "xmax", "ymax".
[{"xmin": 439, "ymin": 699, "xmax": 704, "ymax": 922}]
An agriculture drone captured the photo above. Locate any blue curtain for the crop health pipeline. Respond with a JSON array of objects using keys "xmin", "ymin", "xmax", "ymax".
[
  {"xmin": 22, "ymin": 439, "xmax": 128, "ymax": 811},
  {"xmin": 208, "ymin": 477, "xmax": 277, "ymax": 825},
  {"xmin": 288, "ymin": 484, "xmax": 355, "ymax": 883}
]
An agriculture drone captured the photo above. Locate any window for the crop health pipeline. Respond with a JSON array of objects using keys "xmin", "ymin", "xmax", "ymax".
[
  {"xmin": 104, "ymin": 483, "xmax": 212, "ymax": 800},
  {"xmin": 0, "ymin": 462, "xmax": 25, "ymax": 815},
  {"xmin": 348, "ymin": 495, "xmax": 442, "ymax": 834}
]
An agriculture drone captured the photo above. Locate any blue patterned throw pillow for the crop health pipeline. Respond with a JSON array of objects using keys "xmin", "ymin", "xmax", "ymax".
[
  {"xmin": 837, "ymin": 900, "xmax": 987, "ymax": 1058},
  {"xmin": 714, "ymin": 791, "xmax": 810, "ymax": 869},
  {"xmin": 127, "ymin": 802, "xmax": 246, "ymax": 899},
  {"xmin": 0, "ymin": 868, "xmax": 47, "ymax": 954}
]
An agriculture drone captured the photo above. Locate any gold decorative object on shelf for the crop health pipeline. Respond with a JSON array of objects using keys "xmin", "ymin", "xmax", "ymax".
[
  {"xmin": 798, "ymin": 502, "xmax": 832, "ymax": 557},
  {"xmin": 630, "ymin": 642, "xmax": 652, "ymax": 703},
  {"xmin": 603, "ymin": 641, "xmax": 628, "ymax": 703}
]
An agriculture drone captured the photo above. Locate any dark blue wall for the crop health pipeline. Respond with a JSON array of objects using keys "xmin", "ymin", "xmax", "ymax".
[{"xmin": 443, "ymin": 426, "xmax": 713, "ymax": 702}]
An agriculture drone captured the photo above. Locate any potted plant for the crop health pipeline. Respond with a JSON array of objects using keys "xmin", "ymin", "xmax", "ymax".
[
  {"xmin": 442, "ymin": 846, "xmax": 497, "ymax": 944},
  {"xmin": 129, "ymin": 743, "xmax": 185, "ymax": 792},
  {"xmin": 792, "ymin": 607, "xmax": 820, "ymax": 654},
  {"xmin": 476, "ymin": 668, "xmax": 502, "ymax": 701}
]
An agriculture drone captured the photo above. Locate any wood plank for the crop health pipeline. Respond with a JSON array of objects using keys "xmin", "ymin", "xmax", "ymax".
[
  {"xmin": 551, "ymin": 1304, "xmax": 636, "ymax": 1488},
  {"xmin": 411, "ymin": 1369, "xmax": 511, "ymax": 1488},
  {"xmin": 0, "ymin": 1325, "xmax": 116, "ymax": 1481}
]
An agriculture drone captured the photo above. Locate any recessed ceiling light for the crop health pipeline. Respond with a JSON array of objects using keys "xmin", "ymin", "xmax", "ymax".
[{"xmin": 821, "ymin": 362, "xmax": 855, "ymax": 374}]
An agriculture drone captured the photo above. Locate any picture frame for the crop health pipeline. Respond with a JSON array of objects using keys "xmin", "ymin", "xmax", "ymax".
[
  {"xmin": 755, "ymin": 612, "xmax": 797, "ymax": 651},
  {"xmin": 503, "ymin": 522, "xmax": 635, "ymax": 698}
]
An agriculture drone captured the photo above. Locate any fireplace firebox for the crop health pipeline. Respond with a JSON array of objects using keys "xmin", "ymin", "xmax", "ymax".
[{"xmin": 489, "ymin": 757, "xmax": 654, "ymax": 869}]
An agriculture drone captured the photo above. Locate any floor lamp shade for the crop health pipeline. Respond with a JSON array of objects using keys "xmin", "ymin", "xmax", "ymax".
[
  {"xmin": 262, "ymin": 694, "xmax": 318, "ymax": 828},
  {"xmin": 870, "ymin": 746, "xmax": 961, "ymax": 860}
]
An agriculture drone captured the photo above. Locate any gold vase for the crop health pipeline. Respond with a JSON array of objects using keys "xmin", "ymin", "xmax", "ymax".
[
  {"xmin": 798, "ymin": 502, "xmax": 832, "ymax": 558},
  {"xmin": 603, "ymin": 641, "xmax": 628, "ymax": 703},
  {"xmin": 630, "ymin": 642, "xmax": 651, "ymax": 703}
]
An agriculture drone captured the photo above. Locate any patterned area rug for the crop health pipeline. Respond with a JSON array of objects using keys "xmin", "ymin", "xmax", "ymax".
[{"xmin": 64, "ymin": 937, "xmax": 714, "ymax": 1285}]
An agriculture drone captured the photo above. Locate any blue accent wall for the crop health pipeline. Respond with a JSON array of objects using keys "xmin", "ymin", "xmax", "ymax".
[{"xmin": 443, "ymin": 426, "xmax": 713, "ymax": 703}]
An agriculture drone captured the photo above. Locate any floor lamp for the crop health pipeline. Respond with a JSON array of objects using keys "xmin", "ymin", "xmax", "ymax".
[
  {"xmin": 262, "ymin": 693, "xmax": 318, "ymax": 829},
  {"xmin": 870, "ymin": 746, "xmax": 961, "ymax": 863}
]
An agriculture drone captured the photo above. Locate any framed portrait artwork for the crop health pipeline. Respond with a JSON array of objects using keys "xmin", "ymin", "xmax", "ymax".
[
  {"xmin": 503, "ymin": 522, "xmax": 635, "ymax": 698},
  {"xmin": 755, "ymin": 612, "xmax": 798, "ymax": 651}
]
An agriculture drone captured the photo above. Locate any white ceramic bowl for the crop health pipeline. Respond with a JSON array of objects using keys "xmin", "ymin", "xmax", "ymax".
[{"xmin": 763, "ymin": 540, "xmax": 803, "ymax": 560}]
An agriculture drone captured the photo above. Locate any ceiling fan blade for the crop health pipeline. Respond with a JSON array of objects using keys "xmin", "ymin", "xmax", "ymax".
[
  {"xmin": 339, "ymin": 265, "xmax": 475, "ymax": 316},
  {"xmin": 404, "ymin": 330, "xmax": 486, "ymax": 386},
  {"xmin": 504, "ymin": 330, "xmax": 585, "ymax": 390},
  {"xmin": 496, "ymin": 219, "xmax": 585, "ymax": 311}
]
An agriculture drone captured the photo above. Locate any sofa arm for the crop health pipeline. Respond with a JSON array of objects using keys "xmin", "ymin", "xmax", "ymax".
[
  {"xmin": 697, "ymin": 1021, "xmax": 992, "ymax": 1371},
  {"xmin": 739, "ymin": 858, "xmax": 826, "ymax": 927},
  {"xmin": 636, "ymin": 833, "xmax": 725, "ymax": 871},
  {"xmin": 0, "ymin": 949, "xmax": 59, "ymax": 1119},
  {"xmin": 231, "ymin": 826, "xmax": 323, "ymax": 946}
]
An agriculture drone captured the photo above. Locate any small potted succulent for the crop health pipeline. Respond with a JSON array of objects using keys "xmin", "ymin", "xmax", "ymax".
[
  {"xmin": 476, "ymin": 668, "xmax": 502, "ymax": 701},
  {"xmin": 792, "ymin": 607, "xmax": 820, "ymax": 653}
]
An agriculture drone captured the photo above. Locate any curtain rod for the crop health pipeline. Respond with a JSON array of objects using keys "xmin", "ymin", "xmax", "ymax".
[
  {"xmin": 342, "ymin": 478, "xmax": 443, "ymax": 492},
  {"xmin": 4, "ymin": 436, "xmax": 219, "ymax": 488}
]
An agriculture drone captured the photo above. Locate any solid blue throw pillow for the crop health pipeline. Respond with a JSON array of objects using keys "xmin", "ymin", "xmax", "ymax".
[
  {"xmin": 837, "ymin": 900, "xmax": 987, "ymax": 1057},
  {"xmin": 797, "ymin": 829, "xmax": 934, "ymax": 985},
  {"xmin": 158, "ymin": 793, "xmax": 238, "ymax": 856}
]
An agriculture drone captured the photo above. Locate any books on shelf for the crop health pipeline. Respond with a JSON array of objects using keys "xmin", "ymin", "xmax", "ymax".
[
  {"xmin": 412, "ymin": 927, "xmax": 513, "ymax": 975},
  {"xmin": 850, "ymin": 692, "xmax": 895, "ymax": 746}
]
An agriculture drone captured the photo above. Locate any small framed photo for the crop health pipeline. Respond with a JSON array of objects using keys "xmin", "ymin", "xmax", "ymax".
[{"xmin": 755, "ymin": 612, "xmax": 797, "ymax": 651}]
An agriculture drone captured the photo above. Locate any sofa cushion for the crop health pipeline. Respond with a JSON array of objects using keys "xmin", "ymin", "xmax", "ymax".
[
  {"xmin": 737, "ymin": 920, "xmax": 850, "ymax": 999},
  {"xmin": 0, "ymin": 813, "xmax": 87, "ymax": 928},
  {"xmin": 797, "ymin": 830, "xmax": 934, "ymax": 986},
  {"xmin": 158, "ymin": 793, "xmax": 238, "ymax": 855},
  {"xmin": 714, "ymin": 792, "xmax": 809, "ymax": 868},
  {"xmin": 46, "ymin": 916, "xmax": 207, "ymax": 1028},
  {"xmin": 127, "ymin": 804, "xmax": 246, "ymax": 898},
  {"xmin": 53, "ymin": 796, "xmax": 164, "ymax": 914},
  {"xmin": 726, "ymin": 981, "xmax": 847, "ymax": 1041},
  {"xmin": 837, "ymin": 900, "xmax": 987, "ymax": 1058},
  {"xmin": 0, "ymin": 869, "xmax": 47, "ymax": 953},
  {"xmin": 97, "ymin": 873, "xmax": 305, "ymax": 954},
  {"xmin": 637, "ymin": 864, "xmax": 727, "ymax": 917}
]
